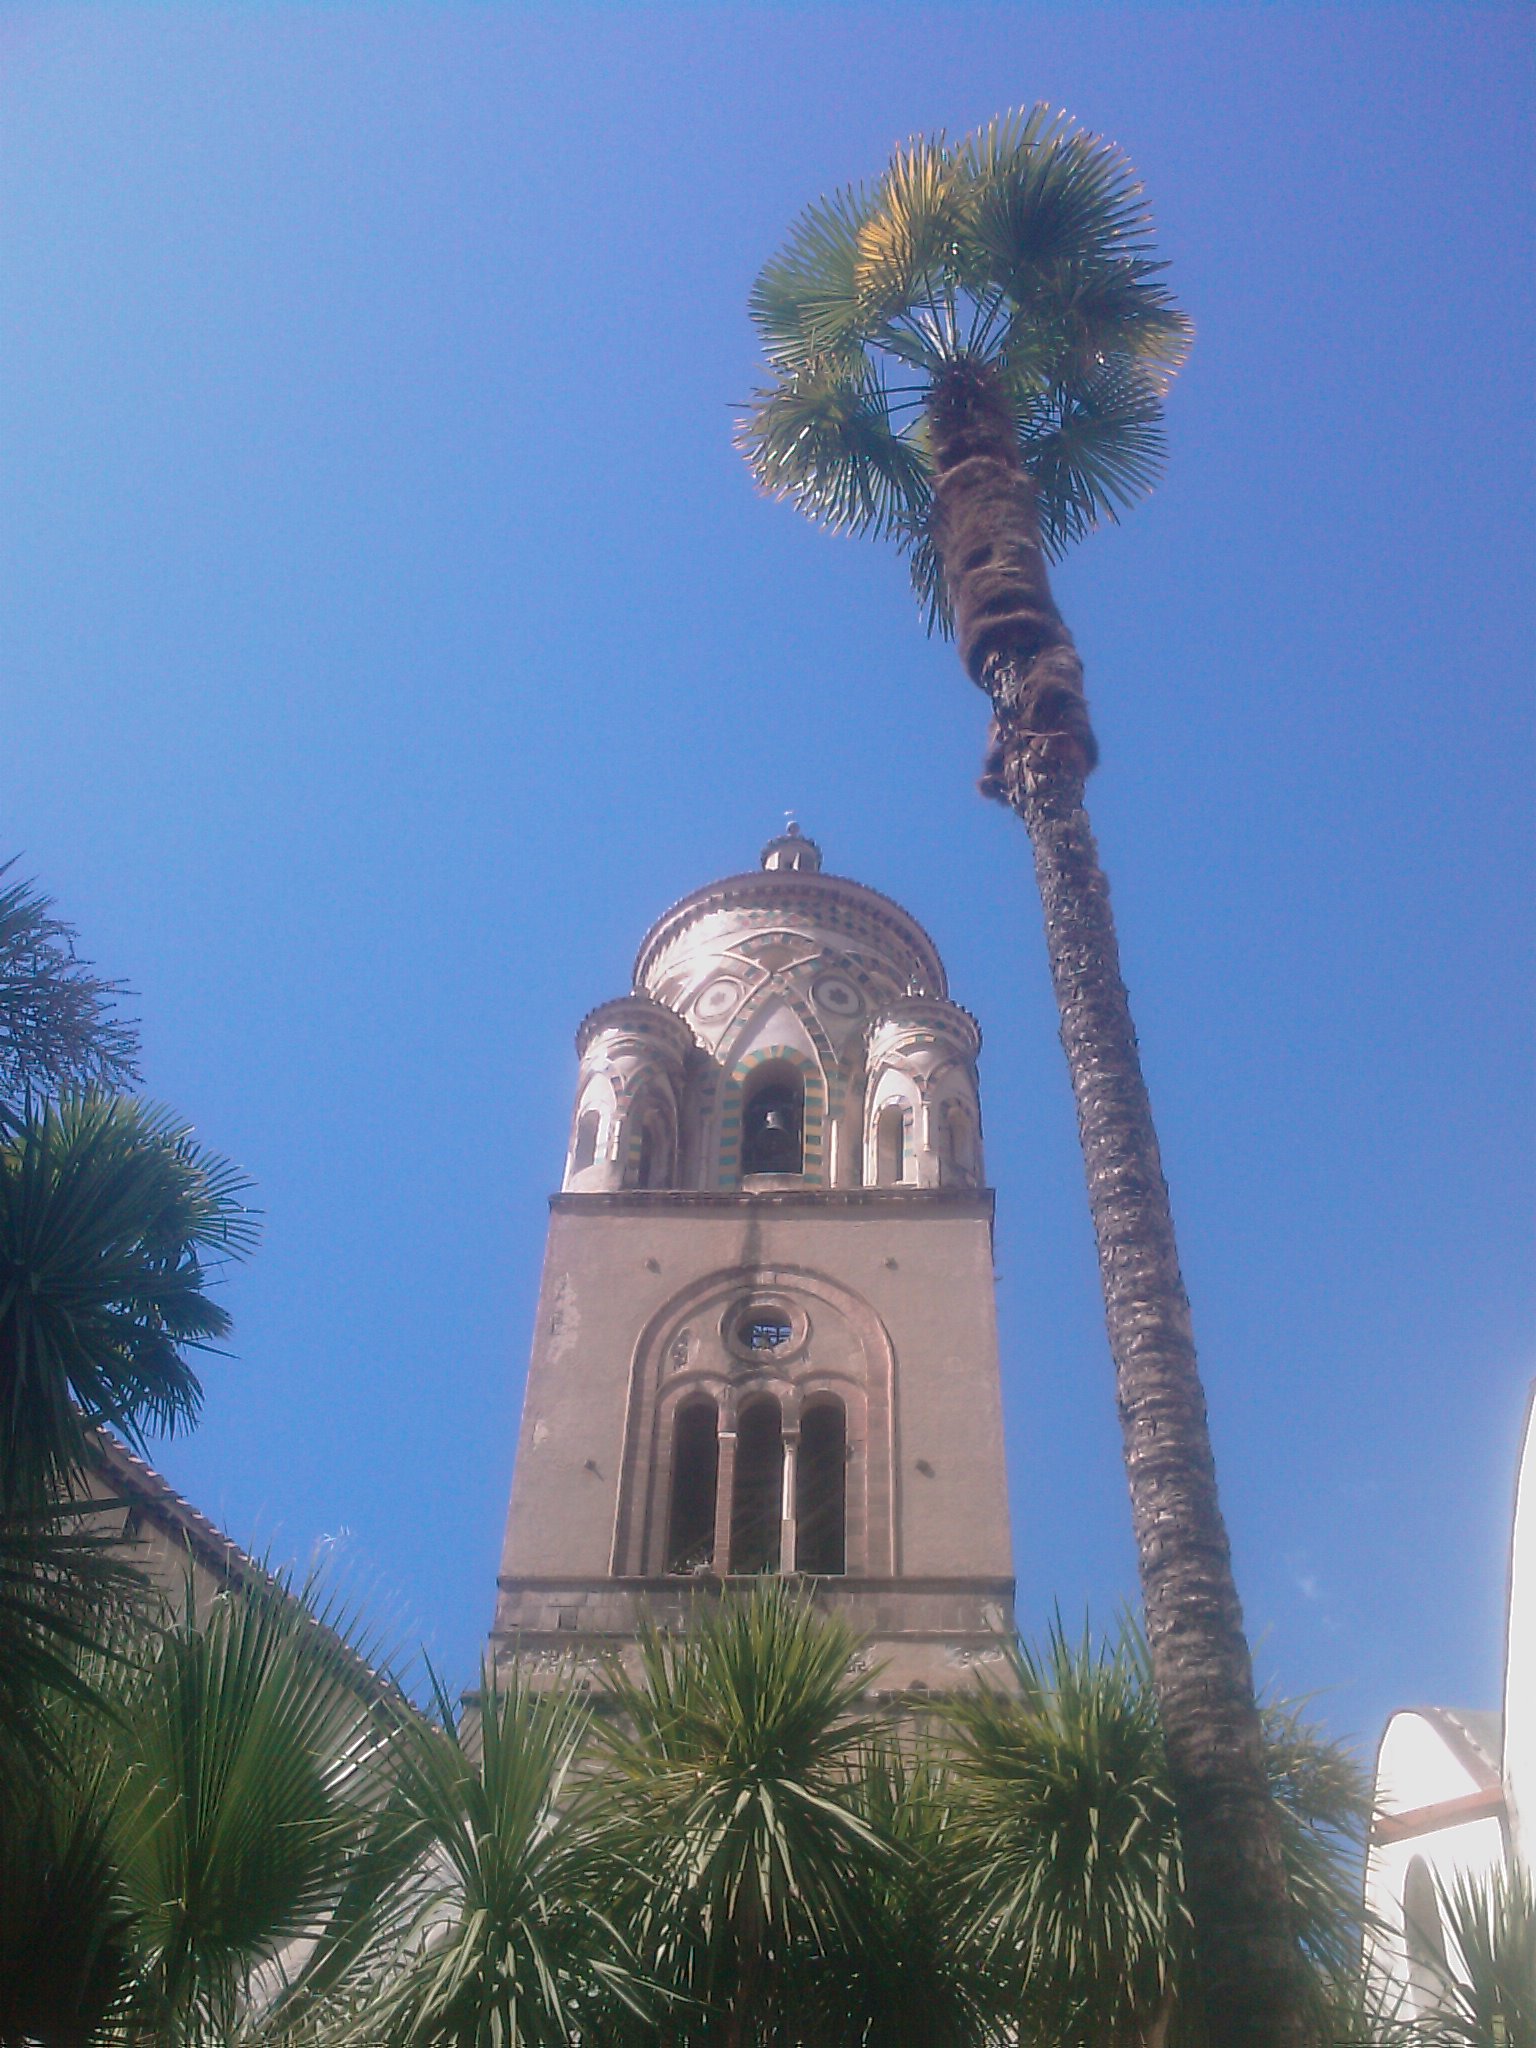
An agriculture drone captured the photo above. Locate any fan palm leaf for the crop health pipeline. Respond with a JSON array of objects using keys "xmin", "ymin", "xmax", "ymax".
[
  {"xmin": 0, "ymin": 1091, "xmax": 257, "ymax": 1510},
  {"xmin": 738, "ymin": 102, "xmax": 1192, "ymax": 599},
  {"xmin": 112, "ymin": 1572, "xmax": 391, "ymax": 2044}
]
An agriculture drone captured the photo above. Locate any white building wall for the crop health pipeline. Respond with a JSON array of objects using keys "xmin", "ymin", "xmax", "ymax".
[{"xmin": 1502, "ymin": 1384, "xmax": 1536, "ymax": 1861}]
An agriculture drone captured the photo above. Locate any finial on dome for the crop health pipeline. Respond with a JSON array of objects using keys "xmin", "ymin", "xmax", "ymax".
[{"xmin": 760, "ymin": 819, "xmax": 822, "ymax": 873}]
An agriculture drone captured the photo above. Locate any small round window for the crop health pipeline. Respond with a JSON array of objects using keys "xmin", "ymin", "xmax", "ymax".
[{"xmin": 740, "ymin": 1315, "xmax": 792, "ymax": 1352}]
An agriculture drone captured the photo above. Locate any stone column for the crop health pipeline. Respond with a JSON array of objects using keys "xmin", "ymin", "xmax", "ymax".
[
  {"xmin": 712, "ymin": 1425, "xmax": 737, "ymax": 1574},
  {"xmin": 780, "ymin": 1427, "xmax": 799, "ymax": 1575}
]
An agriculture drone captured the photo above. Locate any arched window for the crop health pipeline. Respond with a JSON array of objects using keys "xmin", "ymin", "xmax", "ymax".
[
  {"xmin": 730, "ymin": 1398, "xmax": 783, "ymax": 1573},
  {"xmin": 876, "ymin": 1101, "xmax": 907, "ymax": 1185},
  {"xmin": 742, "ymin": 1072, "xmax": 804, "ymax": 1176},
  {"xmin": 1403, "ymin": 1856, "xmax": 1450, "ymax": 2018},
  {"xmin": 796, "ymin": 1401, "xmax": 846, "ymax": 1576},
  {"xmin": 666, "ymin": 1400, "xmax": 719, "ymax": 1575},
  {"xmin": 572, "ymin": 1109, "xmax": 600, "ymax": 1175}
]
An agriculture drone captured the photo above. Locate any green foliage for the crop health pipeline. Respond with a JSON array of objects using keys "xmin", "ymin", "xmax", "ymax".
[
  {"xmin": 0, "ymin": 1091, "xmax": 257, "ymax": 1510},
  {"xmin": 0, "ymin": 1503, "xmax": 149, "ymax": 1773},
  {"xmin": 290, "ymin": 1665, "xmax": 654, "ymax": 2047},
  {"xmin": 784, "ymin": 1739, "xmax": 1012, "ymax": 2047},
  {"xmin": 0, "ymin": 1572, "xmax": 1383, "ymax": 2047},
  {"xmin": 0, "ymin": 862, "xmax": 139, "ymax": 1116},
  {"xmin": 596, "ymin": 1582, "xmax": 887, "ymax": 2041},
  {"xmin": 0, "ymin": 1569, "xmax": 393, "ymax": 2048},
  {"xmin": 1419, "ymin": 1862, "xmax": 1536, "ymax": 2047},
  {"xmin": 114, "ymin": 1576, "xmax": 387, "ymax": 2042},
  {"xmin": 739, "ymin": 104, "xmax": 1192, "ymax": 623},
  {"xmin": 0, "ymin": 1688, "xmax": 139, "ymax": 2045},
  {"xmin": 942, "ymin": 1618, "xmax": 1372, "ymax": 2044},
  {"xmin": 945, "ymin": 1619, "xmax": 1184, "ymax": 2042}
]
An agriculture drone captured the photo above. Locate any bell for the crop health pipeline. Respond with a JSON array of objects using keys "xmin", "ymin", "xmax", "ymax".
[{"xmin": 761, "ymin": 1107, "xmax": 792, "ymax": 1134}]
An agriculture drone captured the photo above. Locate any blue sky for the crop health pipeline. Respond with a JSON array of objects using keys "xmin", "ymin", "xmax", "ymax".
[{"xmin": 3, "ymin": 3, "xmax": 1531, "ymax": 1749}]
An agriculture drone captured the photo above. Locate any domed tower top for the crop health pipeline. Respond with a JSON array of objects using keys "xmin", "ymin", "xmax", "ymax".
[
  {"xmin": 759, "ymin": 821, "xmax": 823, "ymax": 873},
  {"xmin": 562, "ymin": 839, "xmax": 983, "ymax": 1195}
]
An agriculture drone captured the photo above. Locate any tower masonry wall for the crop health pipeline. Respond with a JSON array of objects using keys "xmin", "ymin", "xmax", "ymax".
[{"xmin": 493, "ymin": 1185, "xmax": 1015, "ymax": 1692}]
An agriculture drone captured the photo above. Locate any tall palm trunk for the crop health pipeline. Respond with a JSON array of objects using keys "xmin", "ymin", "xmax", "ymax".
[{"xmin": 928, "ymin": 363, "xmax": 1308, "ymax": 2047}]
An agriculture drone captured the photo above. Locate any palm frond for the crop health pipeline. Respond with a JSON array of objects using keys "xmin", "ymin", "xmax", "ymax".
[
  {"xmin": 296, "ymin": 1662, "xmax": 655, "ymax": 2047},
  {"xmin": 738, "ymin": 357, "xmax": 930, "ymax": 540},
  {"xmin": 742, "ymin": 104, "xmax": 1191, "ymax": 622},
  {"xmin": 749, "ymin": 183, "xmax": 873, "ymax": 372},
  {"xmin": 0, "ymin": 860, "xmax": 140, "ymax": 1112},
  {"xmin": 1015, "ymin": 361, "xmax": 1171, "ymax": 558},
  {"xmin": 0, "ymin": 1502, "xmax": 152, "ymax": 1774},
  {"xmin": 0, "ymin": 1700, "xmax": 141, "ymax": 2046},
  {"xmin": 112, "ymin": 1570, "xmax": 392, "ymax": 2042},
  {"xmin": 853, "ymin": 134, "xmax": 967, "ymax": 338},
  {"xmin": 0, "ymin": 1092, "xmax": 258, "ymax": 1507},
  {"xmin": 597, "ymin": 1583, "xmax": 888, "ymax": 2030},
  {"xmin": 1260, "ymin": 1696, "xmax": 1373, "ymax": 1979},
  {"xmin": 1422, "ymin": 1861, "xmax": 1536, "ymax": 2045},
  {"xmin": 944, "ymin": 1617, "xmax": 1184, "ymax": 2038}
]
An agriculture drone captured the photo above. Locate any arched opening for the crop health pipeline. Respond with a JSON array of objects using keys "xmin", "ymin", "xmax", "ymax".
[
  {"xmin": 730, "ymin": 1397, "xmax": 783, "ymax": 1574},
  {"xmin": 571, "ymin": 1109, "xmax": 600, "ymax": 1175},
  {"xmin": 742, "ymin": 1070, "xmax": 804, "ymax": 1177},
  {"xmin": 635, "ymin": 1108, "xmax": 670, "ymax": 1190},
  {"xmin": 1403, "ymin": 1856, "xmax": 1450, "ymax": 2017},
  {"xmin": 944, "ymin": 1099, "xmax": 977, "ymax": 1185},
  {"xmin": 665, "ymin": 1400, "xmax": 719, "ymax": 1575},
  {"xmin": 796, "ymin": 1401, "xmax": 846, "ymax": 1576},
  {"xmin": 875, "ymin": 1101, "xmax": 907, "ymax": 1185}
]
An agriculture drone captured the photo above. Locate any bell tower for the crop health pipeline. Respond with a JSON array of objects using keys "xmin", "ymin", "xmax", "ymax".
[{"xmin": 489, "ymin": 833, "xmax": 1015, "ymax": 1693}]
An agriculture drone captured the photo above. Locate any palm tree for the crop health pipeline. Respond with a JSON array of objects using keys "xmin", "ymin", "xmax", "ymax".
[
  {"xmin": 1415, "ymin": 1862, "xmax": 1536, "ymax": 2047},
  {"xmin": 0, "ymin": 1569, "xmax": 391, "ymax": 2048},
  {"xmin": 596, "ymin": 1581, "xmax": 888, "ymax": 2047},
  {"xmin": 287, "ymin": 1663, "xmax": 655, "ymax": 2046},
  {"xmin": 0, "ymin": 861, "xmax": 140, "ymax": 1120},
  {"xmin": 941, "ymin": 1618, "xmax": 1373, "ymax": 2044},
  {"xmin": 0, "ymin": 1092, "xmax": 256, "ymax": 1782},
  {"xmin": 739, "ymin": 105, "xmax": 1302, "ymax": 2043},
  {"xmin": 787, "ymin": 1738, "xmax": 1012, "ymax": 2047},
  {"xmin": 0, "ymin": 1091, "xmax": 257, "ymax": 1513}
]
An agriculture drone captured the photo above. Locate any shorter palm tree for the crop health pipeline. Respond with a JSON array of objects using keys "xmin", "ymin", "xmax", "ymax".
[
  {"xmin": 291, "ymin": 1665, "xmax": 654, "ymax": 2047},
  {"xmin": 786, "ymin": 1738, "xmax": 1012, "ymax": 2047},
  {"xmin": 943, "ymin": 1619, "xmax": 1372, "ymax": 2046},
  {"xmin": 946, "ymin": 1620, "xmax": 1184, "ymax": 2045},
  {"xmin": 0, "ymin": 1091, "xmax": 257, "ymax": 1795},
  {"xmin": 597, "ymin": 1582, "xmax": 888, "ymax": 2047},
  {"xmin": 0, "ymin": 1569, "xmax": 391, "ymax": 2048},
  {"xmin": 1417, "ymin": 1862, "xmax": 1536, "ymax": 2047}
]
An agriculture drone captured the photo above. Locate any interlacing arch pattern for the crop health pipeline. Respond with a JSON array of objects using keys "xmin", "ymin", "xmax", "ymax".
[{"xmin": 718, "ymin": 1046, "xmax": 827, "ymax": 1188}]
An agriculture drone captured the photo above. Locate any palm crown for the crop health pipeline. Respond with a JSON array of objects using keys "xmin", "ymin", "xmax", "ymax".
[{"xmin": 739, "ymin": 106, "xmax": 1191, "ymax": 627}]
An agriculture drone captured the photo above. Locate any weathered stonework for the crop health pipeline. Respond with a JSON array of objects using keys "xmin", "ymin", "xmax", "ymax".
[{"xmin": 491, "ymin": 835, "xmax": 1016, "ymax": 1696}]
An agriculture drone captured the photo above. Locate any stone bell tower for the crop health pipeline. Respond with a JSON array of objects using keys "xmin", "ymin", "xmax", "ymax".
[{"xmin": 489, "ymin": 832, "xmax": 1015, "ymax": 1693}]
